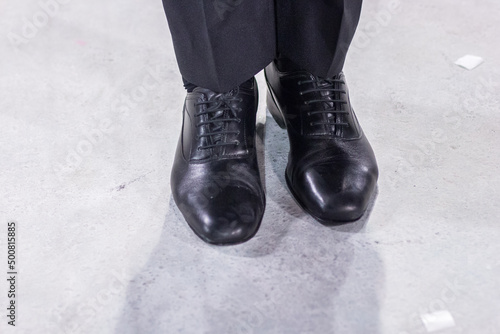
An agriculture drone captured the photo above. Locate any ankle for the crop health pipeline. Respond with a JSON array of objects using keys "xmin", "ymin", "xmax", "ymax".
[
  {"xmin": 182, "ymin": 78, "xmax": 197, "ymax": 92},
  {"xmin": 275, "ymin": 55, "xmax": 304, "ymax": 72}
]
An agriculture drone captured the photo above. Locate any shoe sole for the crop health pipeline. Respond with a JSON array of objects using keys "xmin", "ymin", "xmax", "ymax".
[
  {"xmin": 266, "ymin": 81, "xmax": 364, "ymax": 225},
  {"xmin": 186, "ymin": 212, "xmax": 265, "ymax": 246}
]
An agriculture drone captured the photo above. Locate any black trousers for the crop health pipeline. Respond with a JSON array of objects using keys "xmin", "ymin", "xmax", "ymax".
[{"xmin": 162, "ymin": 0, "xmax": 363, "ymax": 92}]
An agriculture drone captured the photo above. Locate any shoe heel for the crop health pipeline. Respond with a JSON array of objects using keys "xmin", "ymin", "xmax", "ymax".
[{"xmin": 266, "ymin": 89, "xmax": 287, "ymax": 129}]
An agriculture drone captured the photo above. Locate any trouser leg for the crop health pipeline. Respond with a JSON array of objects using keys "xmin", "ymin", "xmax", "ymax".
[
  {"xmin": 276, "ymin": 0, "xmax": 363, "ymax": 77},
  {"xmin": 162, "ymin": 0, "xmax": 276, "ymax": 92},
  {"xmin": 162, "ymin": 0, "xmax": 363, "ymax": 92}
]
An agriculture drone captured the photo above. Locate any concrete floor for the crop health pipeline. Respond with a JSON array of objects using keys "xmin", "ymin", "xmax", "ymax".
[{"xmin": 1, "ymin": 0, "xmax": 500, "ymax": 333}]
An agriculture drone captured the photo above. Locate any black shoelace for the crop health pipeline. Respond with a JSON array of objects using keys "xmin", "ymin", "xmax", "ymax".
[
  {"xmin": 194, "ymin": 90, "xmax": 242, "ymax": 150},
  {"xmin": 298, "ymin": 76, "xmax": 350, "ymax": 128}
]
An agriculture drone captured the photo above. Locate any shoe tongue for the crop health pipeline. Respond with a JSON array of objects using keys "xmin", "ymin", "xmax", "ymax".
[
  {"xmin": 308, "ymin": 76, "xmax": 340, "ymax": 135},
  {"xmin": 192, "ymin": 87, "xmax": 231, "ymax": 147},
  {"xmin": 193, "ymin": 77, "xmax": 252, "ymax": 98},
  {"xmin": 317, "ymin": 80, "xmax": 330, "ymax": 88},
  {"xmin": 193, "ymin": 87, "xmax": 217, "ymax": 100}
]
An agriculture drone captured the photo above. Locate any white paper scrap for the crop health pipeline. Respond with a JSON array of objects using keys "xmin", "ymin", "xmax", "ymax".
[
  {"xmin": 420, "ymin": 310, "xmax": 456, "ymax": 332},
  {"xmin": 455, "ymin": 55, "xmax": 484, "ymax": 70}
]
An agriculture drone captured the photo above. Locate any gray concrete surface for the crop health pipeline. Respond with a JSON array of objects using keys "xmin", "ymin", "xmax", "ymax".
[{"xmin": 1, "ymin": 0, "xmax": 500, "ymax": 333}]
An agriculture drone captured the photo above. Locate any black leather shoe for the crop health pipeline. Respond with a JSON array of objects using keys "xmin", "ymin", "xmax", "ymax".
[
  {"xmin": 265, "ymin": 61, "xmax": 378, "ymax": 223},
  {"xmin": 171, "ymin": 78, "xmax": 265, "ymax": 245}
]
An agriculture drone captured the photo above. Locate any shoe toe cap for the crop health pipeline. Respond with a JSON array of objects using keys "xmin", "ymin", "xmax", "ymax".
[
  {"xmin": 292, "ymin": 163, "xmax": 377, "ymax": 223},
  {"xmin": 178, "ymin": 185, "xmax": 264, "ymax": 245},
  {"xmin": 314, "ymin": 191, "xmax": 368, "ymax": 222}
]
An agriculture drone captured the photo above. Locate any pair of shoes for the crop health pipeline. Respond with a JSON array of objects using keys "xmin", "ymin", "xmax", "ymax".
[{"xmin": 171, "ymin": 62, "xmax": 378, "ymax": 245}]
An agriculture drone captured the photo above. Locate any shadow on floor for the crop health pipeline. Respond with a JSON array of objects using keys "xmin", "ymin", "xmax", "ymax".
[{"xmin": 114, "ymin": 113, "xmax": 383, "ymax": 334}]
